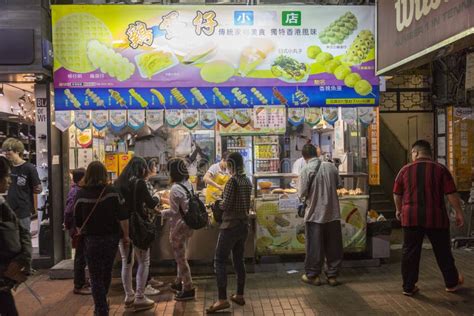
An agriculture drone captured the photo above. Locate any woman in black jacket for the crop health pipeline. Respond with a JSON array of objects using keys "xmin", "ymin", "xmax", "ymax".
[
  {"xmin": 207, "ymin": 152, "xmax": 253, "ymax": 313},
  {"xmin": 115, "ymin": 157, "xmax": 160, "ymax": 312},
  {"xmin": 0, "ymin": 156, "xmax": 31, "ymax": 316},
  {"xmin": 74, "ymin": 161, "xmax": 130, "ymax": 316}
]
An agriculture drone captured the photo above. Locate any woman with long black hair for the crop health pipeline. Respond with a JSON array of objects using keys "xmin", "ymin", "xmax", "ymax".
[
  {"xmin": 74, "ymin": 161, "xmax": 130, "ymax": 316},
  {"xmin": 115, "ymin": 157, "xmax": 160, "ymax": 312}
]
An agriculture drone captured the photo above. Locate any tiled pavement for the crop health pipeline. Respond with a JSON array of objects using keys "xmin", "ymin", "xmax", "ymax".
[{"xmin": 13, "ymin": 249, "xmax": 474, "ymax": 316}]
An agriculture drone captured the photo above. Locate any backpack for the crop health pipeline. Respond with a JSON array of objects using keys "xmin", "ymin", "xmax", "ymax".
[
  {"xmin": 176, "ymin": 183, "xmax": 208, "ymax": 230},
  {"xmin": 129, "ymin": 180, "xmax": 156, "ymax": 250}
]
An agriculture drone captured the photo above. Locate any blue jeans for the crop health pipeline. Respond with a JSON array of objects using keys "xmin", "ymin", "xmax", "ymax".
[
  {"xmin": 84, "ymin": 235, "xmax": 119, "ymax": 316},
  {"xmin": 18, "ymin": 216, "xmax": 31, "ymax": 232},
  {"xmin": 214, "ymin": 222, "xmax": 248, "ymax": 300}
]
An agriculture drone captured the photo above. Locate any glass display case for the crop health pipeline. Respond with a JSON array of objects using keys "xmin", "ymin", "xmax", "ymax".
[
  {"xmin": 253, "ymin": 171, "xmax": 370, "ymax": 256},
  {"xmin": 338, "ymin": 173, "xmax": 369, "ymax": 253}
]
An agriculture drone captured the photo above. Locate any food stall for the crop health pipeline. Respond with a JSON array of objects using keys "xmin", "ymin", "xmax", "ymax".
[{"xmin": 51, "ymin": 5, "xmax": 379, "ymax": 263}]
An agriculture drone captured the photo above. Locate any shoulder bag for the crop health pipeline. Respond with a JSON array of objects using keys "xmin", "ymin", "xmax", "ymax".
[{"xmin": 72, "ymin": 186, "xmax": 107, "ymax": 248}]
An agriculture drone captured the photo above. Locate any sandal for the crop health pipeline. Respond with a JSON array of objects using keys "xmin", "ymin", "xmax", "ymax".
[
  {"xmin": 231, "ymin": 294, "xmax": 245, "ymax": 306},
  {"xmin": 206, "ymin": 301, "xmax": 230, "ymax": 314}
]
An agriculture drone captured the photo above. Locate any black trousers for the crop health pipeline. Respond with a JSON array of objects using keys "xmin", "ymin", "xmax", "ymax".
[
  {"xmin": 402, "ymin": 227, "xmax": 459, "ymax": 292},
  {"xmin": 84, "ymin": 235, "xmax": 119, "ymax": 316},
  {"xmin": 0, "ymin": 290, "xmax": 18, "ymax": 316},
  {"xmin": 74, "ymin": 236, "xmax": 87, "ymax": 289},
  {"xmin": 214, "ymin": 222, "xmax": 248, "ymax": 300}
]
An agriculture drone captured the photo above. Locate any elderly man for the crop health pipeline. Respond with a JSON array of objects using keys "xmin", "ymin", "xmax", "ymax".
[{"xmin": 298, "ymin": 144, "xmax": 343, "ymax": 286}]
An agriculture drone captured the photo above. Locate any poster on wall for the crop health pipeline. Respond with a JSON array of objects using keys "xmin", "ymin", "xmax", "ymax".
[
  {"xmin": 91, "ymin": 110, "xmax": 109, "ymax": 130},
  {"xmin": 341, "ymin": 107, "xmax": 357, "ymax": 125},
  {"xmin": 368, "ymin": 107, "xmax": 379, "ymax": 186},
  {"xmin": 182, "ymin": 109, "xmax": 199, "ymax": 130},
  {"xmin": 304, "ymin": 108, "xmax": 321, "ymax": 126},
  {"xmin": 255, "ymin": 199, "xmax": 305, "ymax": 255},
  {"xmin": 128, "ymin": 110, "xmax": 146, "ymax": 130},
  {"xmin": 55, "ymin": 111, "xmax": 72, "ymax": 131},
  {"xmin": 200, "ymin": 109, "xmax": 216, "ymax": 129},
  {"xmin": 109, "ymin": 110, "xmax": 127, "ymax": 132},
  {"xmin": 287, "ymin": 108, "xmax": 304, "ymax": 126},
  {"xmin": 52, "ymin": 5, "xmax": 378, "ymax": 110},
  {"xmin": 146, "ymin": 109, "xmax": 164, "ymax": 131},
  {"xmin": 77, "ymin": 148, "xmax": 94, "ymax": 169},
  {"xmin": 74, "ymin": 110, "xmax": 91, "ymax": 130},
  {"xmin": 77, "ymin": 128, "xmax": 93, "ymax": 148},
  {"xmin": 339, "ymin": 196, "xmax": 368, "ymax": 252}
]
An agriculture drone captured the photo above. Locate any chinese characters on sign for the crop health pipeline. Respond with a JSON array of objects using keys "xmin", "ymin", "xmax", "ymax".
[
  {"xmin": 193, "ymin": 10, "xmax": 218, "ymax": 36},
  {"xmin": 282, "ymin": 11, "xmax": 301, "ymax": 26},
  {"xmin": 126, "ymin": 21, "xmax": 153, "ymax": 49},
  {"xmin": 253, "ymin": 106, "xmax": 286, "ymax": 130},
  {"xmin": 368, "ymin": 108, "xmax": 380, "ymax": 185},
  {"xmin": 158, "ymin": 11, "xmax": 181, "ymax": 40}
]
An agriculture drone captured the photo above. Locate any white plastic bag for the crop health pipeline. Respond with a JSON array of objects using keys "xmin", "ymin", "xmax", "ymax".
[{"xmin": 175, "ymin": 133, "xmax": 192, "ymax": 157}]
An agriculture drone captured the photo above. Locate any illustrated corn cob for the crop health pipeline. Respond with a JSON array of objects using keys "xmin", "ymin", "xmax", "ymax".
[
  {"xmin": 129, "ymin": 89, "xmax": 148, "ymax": 108},
  {"xmin": 64, "ymin": 89, "xmax": 81, "ymax": 109},
  {"xmin": 319, "ymin": 12, "xmax": 358, "ymax": 45},
  {"xmin": 150, "ymin": 89, "xmax": 166, "ymax": 106}
]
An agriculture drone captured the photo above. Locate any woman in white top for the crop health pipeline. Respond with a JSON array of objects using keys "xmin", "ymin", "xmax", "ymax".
[{"xmin": 160, "ymin": 158, "xmax": 195, "ymax": 301}]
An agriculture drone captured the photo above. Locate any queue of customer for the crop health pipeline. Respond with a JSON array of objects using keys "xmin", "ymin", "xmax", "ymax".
[{"xmin": 1, "ymin": 136, "xmax": 467, "ymax": 315}]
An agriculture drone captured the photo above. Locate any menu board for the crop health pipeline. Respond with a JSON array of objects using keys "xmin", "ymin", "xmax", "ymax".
[
  {"xmin": 52, "ymin": 5, "xmax": 378, "ymax": 110},
  {"xmin": 219, "ymin": 106, "xmax": 286, "ymax": 135}
]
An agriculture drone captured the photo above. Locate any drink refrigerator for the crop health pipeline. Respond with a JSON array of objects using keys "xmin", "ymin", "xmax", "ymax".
[
  {"xmin": 221, "ymin": 135, "xmax": 253, "ymax": 177},
  {"xmin": 254, "ymin": 135, "xmax": 280, "ymax": 173}
]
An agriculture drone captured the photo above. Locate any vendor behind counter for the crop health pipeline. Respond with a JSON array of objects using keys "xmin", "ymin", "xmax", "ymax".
[{"xmin": 203, "ymin": 152, "xmax": 230, "ymax": 204}]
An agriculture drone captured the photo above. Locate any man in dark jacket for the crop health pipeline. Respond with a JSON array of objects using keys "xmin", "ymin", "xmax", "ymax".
[{"xmin": 0, "ymin": 156, "xmax": 32, "ymax": 315}]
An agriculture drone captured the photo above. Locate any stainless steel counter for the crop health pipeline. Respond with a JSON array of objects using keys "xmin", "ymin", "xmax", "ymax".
[{"xmin": 150, "ymin": 217, "xmax": 256, "ymax": 263}]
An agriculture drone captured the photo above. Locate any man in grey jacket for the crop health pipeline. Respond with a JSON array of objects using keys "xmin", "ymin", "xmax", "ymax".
[{"xmin": 298, "ymin": 144, "xmax": 343, "ymax": 286}]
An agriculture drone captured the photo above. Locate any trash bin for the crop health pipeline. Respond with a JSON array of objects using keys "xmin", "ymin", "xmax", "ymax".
[{"xmin": 367, "ymin": 221, "xmax": 392, "ymax": 259}]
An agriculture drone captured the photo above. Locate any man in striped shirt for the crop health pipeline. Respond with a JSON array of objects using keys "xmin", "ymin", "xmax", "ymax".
[{"xmin": 393, "ymin": 140, "xmax": 465, "ymax": 296}]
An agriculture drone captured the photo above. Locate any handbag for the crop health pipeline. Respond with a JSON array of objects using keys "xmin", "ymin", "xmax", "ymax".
[
  {"xmin": 297, "ymin": 161, "xmax": 322, "ymax": 218},
  {"xmin": 129, "ymin": 179, "xmax": 157, "ymax": 250},
  {"xmin": 72, "ymin": 186, "xmax": 107, "ymax": 248},
  {"xmin": 212, "ymin": 177, "xmax": 237, "ymax": 224},
  {"xmin": 211, "ymin": 200, "xmax": 224, "ymax": 223}
]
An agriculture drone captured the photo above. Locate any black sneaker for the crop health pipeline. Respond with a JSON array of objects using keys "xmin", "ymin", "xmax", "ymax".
[
  {"xmin": 170, "ymin": 282, "xmax": 182, "ymax": 293},
  {"xmin": 175, "ymin": 288, "xmax": 195, "ymax": 301}
]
